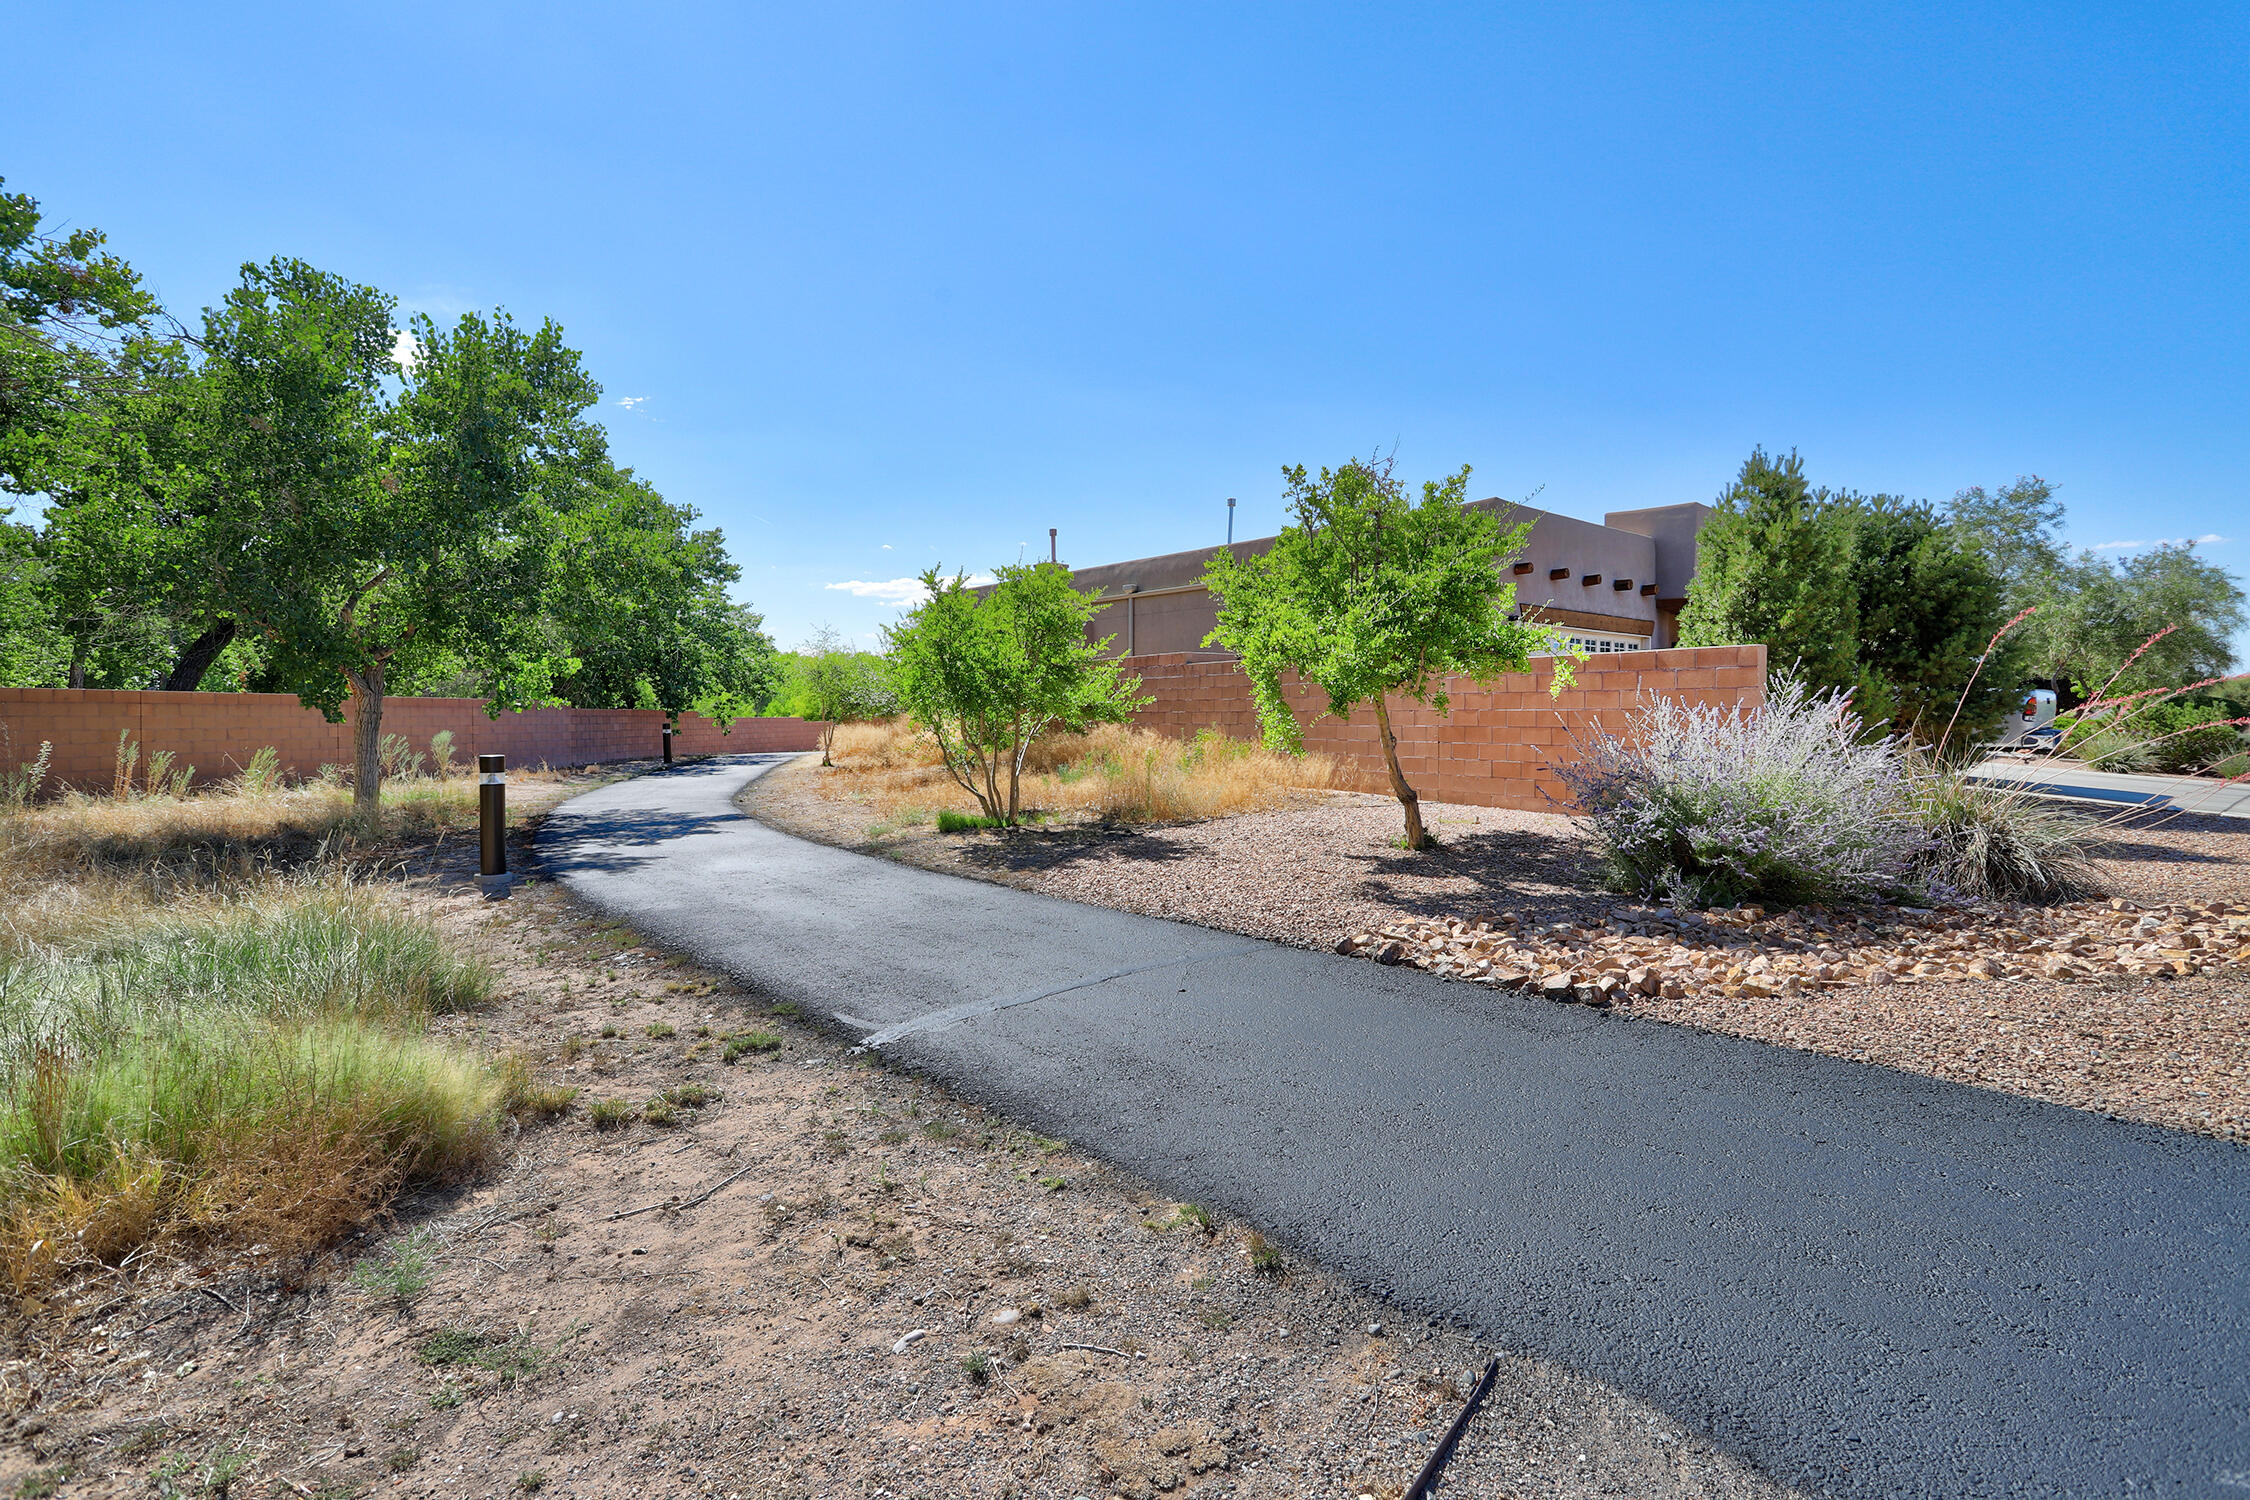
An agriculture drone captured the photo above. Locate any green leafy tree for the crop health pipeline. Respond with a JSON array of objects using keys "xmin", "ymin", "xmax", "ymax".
[
  {"xmin": 1200, "ymin": 455, "xmax": 1565, "ymax": 850},
  {"xmin": 0, "ymin": 179, "xmax": 208, "ymax": 688},
  {"xmin": 789, "ymin": 625, "xmax": 899, "ymax": 764},
  {"xmin": 1848, "ymin": 495, "xmax": 2021, "ymax": 741},
  {"xmin": 1676, "ymin": 449, "xmax": 1861, "ymax": 694},
  {"xmin": 540, "ymin": 464, "xmax": 779, "ymax": 721},
  {"xmin": 191, "ymin": 258, "xmax": 599, "ymax": 815},
  {"xmin": 2045, "ymin": 542, "xmax": 2244, "ymax": 698},
  {"xmin": 885, "ymin": 563, "xmax": 1145, "ymax": 824},
  {"xmin": 0, "ymin": 177, "xmax": 163, "ymax": 505}
]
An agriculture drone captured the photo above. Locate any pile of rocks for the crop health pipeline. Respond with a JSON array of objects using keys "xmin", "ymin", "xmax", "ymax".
[{"xmin": 1334, "ymin": 897, "xmax": 2250, "ymax": 1006}]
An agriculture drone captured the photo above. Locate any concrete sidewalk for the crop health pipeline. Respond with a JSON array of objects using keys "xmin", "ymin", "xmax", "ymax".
[
  {"xmin": 539, "ymin": 753, "xmax": 2250, "ymax": 1498},
  {"xmin": 1971, "ymin": 756, "xmax": 2250, "ymax": 818}
]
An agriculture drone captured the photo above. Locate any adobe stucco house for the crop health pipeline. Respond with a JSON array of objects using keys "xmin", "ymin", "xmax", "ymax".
[{"xmin": 1061, "ymin": 499, "xmax": 1712, "ymax": 657}]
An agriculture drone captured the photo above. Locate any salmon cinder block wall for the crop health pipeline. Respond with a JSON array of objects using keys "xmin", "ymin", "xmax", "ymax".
[
  {"xmin": 0, "ymin": 688, "xmax": 820, "ymax": 792},
  {"xmin": 1120, "ymin": 644, "xmax": 1767, "ymax": 815}
]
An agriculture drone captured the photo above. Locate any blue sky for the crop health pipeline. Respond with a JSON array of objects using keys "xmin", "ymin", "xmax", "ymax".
[{"xmin": 12, "ymin": 2, "xmax": 2247, "ymax": 653}]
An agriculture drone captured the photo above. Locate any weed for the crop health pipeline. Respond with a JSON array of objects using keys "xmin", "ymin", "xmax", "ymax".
[
  {"xmin": 921, "ymin": 1119, "xmax": 959, "ymax": 1141},
  {"xmin": 644, "ymin": 1022, "xmax": 675, "ymax": 1039},
  {"xmin": 1247, "ymin": 1231, "xmax": 1284, "ymax": 1277},
  {"xmin": 386, "ymin": 1449, "xmax": 420, "ymax": 1474},
  {"xmin": 350, "ymin": 1228, "xmax": 438, "ymax": 1306},
  {"xmin": 416, "ymin": 1327, "xmax": 544, "ymax": 1383},
  {"xmin": 1058, "ymin": 1284, "xmax": 1093, "ymax": 1310},
  {"xmin": 429, "ymin": 1383, "xmax": 465, "ymax": 1410},
  {"xmin": 661, "ymin": 1082, "xmax": 715, "ymax": 1109},
  {"xmin": 599, "ymin": 1025, "xmax": 622, "ymax": 1040},
  {"xmin": 641, "ymin": 1097, "xmax": 679, "ymax": 1128},
  {"xmin": 1041, "ymin": 1175, "xmax": 1067, "ymax": 1193},
  {"xmin": 587, "ymin": 1098, "xmax": 636, "ymax": 1131},
  {"xmin": 722, "ymin": 1030, "xmax": 781, "ymax": 1062},
  {"xmin": 961, "ymin": 1350, "xmax": 992, "ymax": 1385},
  {"xmin": 517, "ymin": 1474, "xmax": 548, "ymax": 1494},
  {"xmin": 936, "ymin": 809, "xmax": 1004, "ymax": 833},
  {"xmin": 14, "ymin": 1467, "xmax": 70, "ymax": 1498},
  {"xmin": 1175, "ymin": 1203, "xmax": 1216, "ymax": 1236},
  {"xmin": 879, "ymin": 1128, "xmax": 907, "ymax": 1145},
  {"xmin": 821, "ymin": 1129, "xmax": 851, "ymax": 1156},
  {"xmin": 769, "ymin": 1001, "xmax": 801, "ymax": 1017}
]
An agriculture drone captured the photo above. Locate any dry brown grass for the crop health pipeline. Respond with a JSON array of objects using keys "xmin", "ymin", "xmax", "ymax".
[
  {"xmin": 0, "ymin": 775, "xmax": 528, "ymax": 1303},
  {"xmin": 820, "ymin": 720, "xmax": 1335, "ymax": 826}
]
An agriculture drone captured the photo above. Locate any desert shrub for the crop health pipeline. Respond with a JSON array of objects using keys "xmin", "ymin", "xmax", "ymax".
[
  {"xmin": 1907, "ymin": 759, "xmax": 2105, "ymax": 902},
  {"xmin": 227, "ymin": 745, "xmax": 287, "ymax": 796},
  {"xmin": 378, "ymin": 734, "xmax": 428, "ymax": 781},
  {"xmin": 0, "ymin": 740, "xmax": 50, "ymax": 810},
  {"xmin": 1554, "ymin": 678, "xmax": 1928, "ymax": 908},
  {"xmin": 2061, "ymin": 700, "xmax": 2245, "ymax": 775}
]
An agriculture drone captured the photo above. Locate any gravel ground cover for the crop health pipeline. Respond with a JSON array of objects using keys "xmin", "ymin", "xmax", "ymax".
[
  {"xmin": 749, "ymin": 756, "xmax": 2250, "ymax": 1142},
  {"xmin": 4, "ymin": 775, "xmax": 1791, "ymax": 1500}
]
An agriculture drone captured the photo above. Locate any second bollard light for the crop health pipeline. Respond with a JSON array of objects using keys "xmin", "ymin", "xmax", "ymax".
[{"xmin": 478, "ymin": 753, "xmax": 510, "ymax": 899}]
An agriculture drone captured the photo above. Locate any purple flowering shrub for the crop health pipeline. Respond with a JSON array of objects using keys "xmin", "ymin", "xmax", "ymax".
[{"xmin": 1553, "ymin": 678, "xmax": 1928, "ymax": 908}]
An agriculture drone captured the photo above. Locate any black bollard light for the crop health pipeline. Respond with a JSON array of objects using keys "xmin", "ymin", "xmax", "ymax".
[
  {"xmin": 478, "ymin": 753, "xmax": 510, "ymax": 899},
  {"xmin": 663, "ymin": 721, "xmax": 674, "ymax": 764}
]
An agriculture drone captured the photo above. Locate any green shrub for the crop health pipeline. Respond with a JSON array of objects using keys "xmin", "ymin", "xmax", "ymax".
[
  {"xmin": 935, "ymin": 810, "xmax": 1003, "ymax": 834},
  {"xmin": 2063, "ymin": 700, "xmax": 2245, "ymax": 775}
]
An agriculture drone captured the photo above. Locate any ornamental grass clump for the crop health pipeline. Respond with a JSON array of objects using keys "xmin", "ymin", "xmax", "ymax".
[
  {"xmin": 1553, "ymin": 678, "xmax": 1928, "ymax": 908},
  {"xmin": 1906, "ymin": 756, "xmax": 2103, "ymax": 903}
]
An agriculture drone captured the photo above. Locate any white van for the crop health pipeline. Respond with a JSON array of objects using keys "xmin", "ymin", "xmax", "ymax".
[{"xmin": 1998, "ymin": 688, "xmax": 2058, "ymax": 747}]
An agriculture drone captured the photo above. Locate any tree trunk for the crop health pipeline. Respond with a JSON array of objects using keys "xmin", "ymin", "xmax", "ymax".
[
  {"xmin": 67, "ymin": 639, "xmax": 86, "ymax": 690},
  {"xmin": 162, "ymin": 619, "xmax": 238, "ymax": 691},
  {"xmin": 821, "ymin": 719, "xmax": 836, "ymax": 767},
  {"xmin": 347, "ymin": 665, "xmax": 386, "ymax": 821},
  {"xmin": 1369, "ymin": 693, "xmax": 1426, "ymax": 850}
]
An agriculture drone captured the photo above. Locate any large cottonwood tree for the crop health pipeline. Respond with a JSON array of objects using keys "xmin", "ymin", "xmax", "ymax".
[{"xmin": 193, "ymin": 258, "xmax": 598, "ymax": 815}]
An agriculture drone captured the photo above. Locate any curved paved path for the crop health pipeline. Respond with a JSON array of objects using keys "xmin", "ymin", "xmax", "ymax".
[{"xmin": 539, "ymin": 754, "xmax": 2250, "ymax": 1498}]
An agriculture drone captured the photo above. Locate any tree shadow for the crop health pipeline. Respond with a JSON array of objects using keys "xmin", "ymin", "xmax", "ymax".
[
  {"xmin": 2088, "ymin": 809, "xmax": 2249, "ymax": 866},
  {"xmin": 1346, "ymin": 823, "xmax": 1612, "ymax": 923},
  {"xmin": 955, "ymin": 823, "xmax": 1195, "ymax": 875}
]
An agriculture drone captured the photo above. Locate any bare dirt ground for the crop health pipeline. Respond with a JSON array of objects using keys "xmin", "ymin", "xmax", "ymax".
[
  {"xmin": 748, "ymin": 755, "xmax": 2250, "ymax": 1142},
  {"xmin": 3, "ymin": 765, "xmax": 1792, "ymax": 1500}
]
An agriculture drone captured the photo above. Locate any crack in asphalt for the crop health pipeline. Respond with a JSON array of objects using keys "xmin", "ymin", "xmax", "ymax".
[{"xmin": 855, "ymin": 943, "xmax": 1270, "ymax": 1047}]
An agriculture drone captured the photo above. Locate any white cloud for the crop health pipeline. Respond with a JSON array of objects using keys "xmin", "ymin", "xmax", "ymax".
[
  {"xmin": 390, "ymin": 329, "xmax": 420, "ymax": 369},
  {"xmin": 825, "ymin": 574, "xmax": 994, "ymax": 605},
  {"xmin": 2092, "ymin": 534, "xmax": 2227, "ymax": 551},
  {"xmin": 880, "ymin": 544, "xmax": 892, "ymax": 550},
  {"xmin": 617, "ymin": 396, "xmax": 647, "ymax": 409},
  {"xmin": 826, "ymin": 577, "xmax": 931, "ymax": 604}
]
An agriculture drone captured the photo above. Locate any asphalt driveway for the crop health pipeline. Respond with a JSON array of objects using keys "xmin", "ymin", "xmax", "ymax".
[{"xmin": 538, "ymin": 753, "xmax": 2250, "ymax": 1498}]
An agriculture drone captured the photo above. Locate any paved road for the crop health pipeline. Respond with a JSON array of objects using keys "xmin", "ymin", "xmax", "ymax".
[
  {"xmin": 539, "ymin": 754, "xmax": 2250, "ymax": 1499},
  {"xmin": 1971, "ymin": 757, "xmax": 2250, "ymax": 819}
]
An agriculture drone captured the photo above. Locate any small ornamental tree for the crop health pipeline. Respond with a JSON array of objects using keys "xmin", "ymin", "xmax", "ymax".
[
  {"xmin": 1201, "ymin": 455, "xmax": 1568, "ymax": 851},
  {"xmin": 794, "ymin": 625, "xmax": 898, "ymax": 765},
  {"xmin": 885, "ymin": 563, "xmax": 1145, "ymax": 824}
]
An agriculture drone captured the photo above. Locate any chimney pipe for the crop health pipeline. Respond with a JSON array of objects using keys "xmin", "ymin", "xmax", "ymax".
[
  {"xmin": 1227, "ymin": 497, "xmax": 1236, "ymax": 545},
  {"xmin": 1048, "ymin": 527, "xmax": 1057, "ymax": 564}
]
